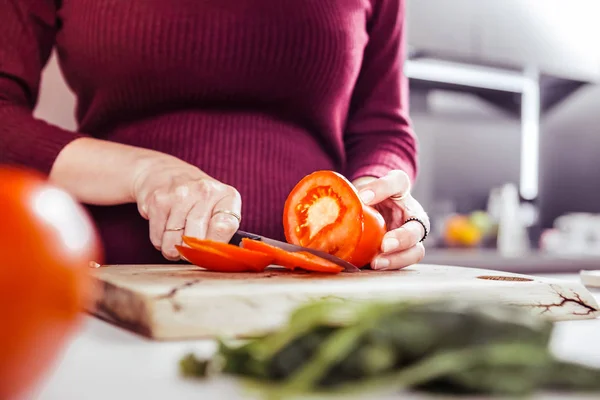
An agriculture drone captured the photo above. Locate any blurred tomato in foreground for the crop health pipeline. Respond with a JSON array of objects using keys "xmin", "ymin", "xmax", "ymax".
[{"xmin": 0, "ymin": 166, "xmax": 103, "ymax": 399}]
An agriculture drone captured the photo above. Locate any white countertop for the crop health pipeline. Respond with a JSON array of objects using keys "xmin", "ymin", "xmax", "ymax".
[{"xmin": 31, "ymin": 273, "xmax": 600, "ymax": 400}]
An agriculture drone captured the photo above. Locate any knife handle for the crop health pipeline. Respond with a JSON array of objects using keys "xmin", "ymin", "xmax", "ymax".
[{"xmin": 229, "ymin": 230, "xmax": 261, "ymax": 246}]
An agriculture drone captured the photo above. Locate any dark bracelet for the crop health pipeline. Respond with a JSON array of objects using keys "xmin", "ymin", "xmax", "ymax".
[{"xmin": 404, "ymin": 217, "xmax": 428, "ymax": 242}]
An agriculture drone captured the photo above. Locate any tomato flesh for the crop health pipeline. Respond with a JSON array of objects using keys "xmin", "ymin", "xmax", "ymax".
[
  {"xmin": 176, "ymin": 244, "xmax": 270, "ymax": 272},
  {"xmin": 182, "ymin": 236, "xmax": 274, "ymax": 267},
  {"xmin": 241, "ymin": 239, "xmax": 343, "ymax": 274},
  {"xmin": 284, "ymin": 171, "xmax": 363, "ymax": 261},
  {"xmin": 296, "ymin": 186, "xmax": 345, "ymax": 243},
  {"xmin": 284, "ymin": 170, "xmax": 386, "ymax": 267}
]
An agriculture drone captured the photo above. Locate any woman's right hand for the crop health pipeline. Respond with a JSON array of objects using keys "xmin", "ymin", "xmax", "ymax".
[{"xmin": 131, "ymin": 155, "xmax": 242, "ymax": 261}]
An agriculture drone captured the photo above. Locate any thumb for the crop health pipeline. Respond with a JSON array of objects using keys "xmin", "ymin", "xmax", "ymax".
[{"xmin": 356, "ymin": 170, "xmax": 411, "ymax": 206}]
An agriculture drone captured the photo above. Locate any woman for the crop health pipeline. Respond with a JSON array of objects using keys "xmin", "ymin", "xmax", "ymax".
[{"xmin": 0, "ymin": 0, "xmax": 429, "ymax": 269}]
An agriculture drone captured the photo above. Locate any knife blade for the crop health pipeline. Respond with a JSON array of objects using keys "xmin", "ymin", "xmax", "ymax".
[{"xmin": 229, "ymin": 230, "xmax": 361, "ymax": 273}]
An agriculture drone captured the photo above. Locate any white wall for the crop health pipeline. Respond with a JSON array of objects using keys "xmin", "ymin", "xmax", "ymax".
[
  {"xmin": 538, "ymin": 83, "xmax": 600, "ymax": 227},
  {"xmin": 407, "ymin": 0, "xmax": 600, "ymax": 82},
  {"xmin": 410, "ymin": 90, "xmax": 521, "ymax": 214}
]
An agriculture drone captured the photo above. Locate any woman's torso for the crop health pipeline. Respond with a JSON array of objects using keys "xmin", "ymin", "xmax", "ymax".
[{"xmin": 53, "ymin": 0, "xmax": 374, "ymax": 263}]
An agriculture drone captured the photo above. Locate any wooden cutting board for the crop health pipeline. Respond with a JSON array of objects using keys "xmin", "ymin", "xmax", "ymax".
[{"xmin": 89, "ymin": 263, "xmax": 600, "ymax": 340}]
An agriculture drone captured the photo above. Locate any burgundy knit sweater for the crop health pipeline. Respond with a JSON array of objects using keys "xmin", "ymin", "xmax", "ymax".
[{"xmin": 0, "ymin": 0, "xmax": 417, "ymax": 264}]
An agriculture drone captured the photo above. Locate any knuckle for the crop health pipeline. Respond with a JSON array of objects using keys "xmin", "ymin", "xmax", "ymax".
[
  {"xmin": 150, "ymin": 190, "xmax": 171, "ymax": 208},
  {"xmin": 396, "ymin": 234, "xmax": 410, "ymax": 250},
  {"xmin": 410, "ymin": 226, "xmax": 422, "ymax": 243},
  {"xmin": 393, "ymin": 227, "xmax": 409, "ymax": 245},
  {"xmin": 173, "ymin": 184, "xmax": 191, "ymax": 200},
  {"xmin": 224, "ymin": 185, "xmax": 241, "ymax": 200},
  {"xmin": 192, "ymin": 179, "xmax": 217, "ymax": 198},
  {"xmin": 386, "ymin": 229, "xmax": 401, "ymax": 243},
  {"xmin": 387, "ymin": 170, "xmax": 411, "ymax": 192},
  {"xmin": 138, "ymin": 202, "xmax": 149, "ymax": 219},
  {"xmin": 388, "ymin": 169, "xmax": 410, "ymax": 182}
]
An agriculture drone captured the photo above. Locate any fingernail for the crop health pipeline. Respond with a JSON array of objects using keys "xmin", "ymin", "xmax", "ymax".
[
  {"xmin": 372, "ymin": 258, "xmax": 390, "ymax": 270},
  {"xmin": 359, "ymin": 190, "xmax": 375, "ymax": 204},
  {"xmin": 382, "ymin": 238, "xmax": 399, "ymax": 253}
]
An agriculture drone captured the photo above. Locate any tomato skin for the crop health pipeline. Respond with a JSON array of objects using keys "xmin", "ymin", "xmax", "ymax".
[
  {"xmin": 0, "ymin": 166, "xmax": 102, "ymax": 400},
  {"xmin": 176, "ymin": 243, "xmax": 271, "ymax": 272},
  {"xmin": 348, "ymin": 205, "xmax": 387, "ymax": 268},
  {"xmin": 292, "ymin": 251, "xmax": 344, "ymax": 273},
  {"xmin": 283, "ymin": 170, "xmax": 386, "ymax": 268},
  {"xmin": 241, "ymin": 238, "xmax": 343, "ymax": 274},
  {"xmin": 182, "ymin": 236, "xmax": 274, "ymax": 267}
]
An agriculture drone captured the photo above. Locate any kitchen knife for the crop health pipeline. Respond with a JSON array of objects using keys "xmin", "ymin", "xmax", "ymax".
[{"xmin": 229, "ymin": 230, "xmax": 361, "ymax": 273}]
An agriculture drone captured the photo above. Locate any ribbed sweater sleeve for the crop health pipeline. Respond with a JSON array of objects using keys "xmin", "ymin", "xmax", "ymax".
[
  {"xmin": 0, "ymin": 0, "xmax": 85, "ymax": 175},
  {"xmin": 344, "ymin": 0, "xmax": 418, "ymax": 183}
]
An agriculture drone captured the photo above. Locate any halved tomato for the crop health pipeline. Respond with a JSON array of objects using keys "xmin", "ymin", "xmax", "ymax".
[
  {"xmin": 241, "ymin": 238, "xmax": 343, "ymax": 274},
  {"xmin": 283, "ymin": 170, "xmax": 386, "ymax": 268},
  {"xmin": 182, "ymin": 236, "xmax": 274, "ymax": 267},
  {"xmin": 176, "ymin": 243, "xmax": 271, "ymax": 273}
]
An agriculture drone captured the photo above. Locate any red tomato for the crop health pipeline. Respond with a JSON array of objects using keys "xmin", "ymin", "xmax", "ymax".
[
  {"xmin": 283, "ymin": 170, "xmax": 386, "ymax": 268},
  {"xmin": 176, "ymin": 242, "xmax": 272, "ymax": 273},
  {"xmin": 241, "ymin": 238, "xmax": 344, "ymax": 274},
  {"xmin": 0, "ymin": 166, "xmax": 103, "ymax": 400},
  {"xmin": 181, "ymin": 236, "xmax": 274, "ymax": 268}
]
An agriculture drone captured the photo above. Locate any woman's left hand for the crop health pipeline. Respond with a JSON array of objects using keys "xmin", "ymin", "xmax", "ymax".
[{"xmin": 353, "ymin": 170, "xmax": 430, "ymax": 270}]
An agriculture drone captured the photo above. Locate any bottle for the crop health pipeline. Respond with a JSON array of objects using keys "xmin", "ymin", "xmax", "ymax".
[{"xmin": 496, "ymin": 183, "xmax": 531, "ymax": 257}]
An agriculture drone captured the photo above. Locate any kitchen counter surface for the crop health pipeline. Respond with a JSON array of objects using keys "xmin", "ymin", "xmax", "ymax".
[
  {"xmin": 33, "ymin": 273, "xmax": 600, "ymax": 400},
  {"xmin": 423, "ymin": 249, "xmax": 600, "ymax": 275}
]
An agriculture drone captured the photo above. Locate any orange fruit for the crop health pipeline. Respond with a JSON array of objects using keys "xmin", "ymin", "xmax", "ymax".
[{"xmin": 444, "ymin": 215, "xmax": 483, "ymax": 248}]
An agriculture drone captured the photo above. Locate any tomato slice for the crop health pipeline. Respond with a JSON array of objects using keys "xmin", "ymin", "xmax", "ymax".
[
  {"xmin": 283, "ymin": 171, "xmax": 363, "ymax": 261},
  {"xmin": 182, "ymin": 236, "xmax": 274, "ymax": 267},
  {"xmin": 241, "ymin": 238, "xmax": 343, "ymax": 274},
  {"xmin": 283, "ymin": 170, "xmax": 386, "ymax": 267},
  {"xmin": 176, "ymin": 245, "xmax": 270, "ymax": 273}
]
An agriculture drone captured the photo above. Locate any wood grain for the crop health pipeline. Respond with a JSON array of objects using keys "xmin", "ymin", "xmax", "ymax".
[{"xmin": 89, "ymin": 264, "xmax": 600, "ymax": 340}]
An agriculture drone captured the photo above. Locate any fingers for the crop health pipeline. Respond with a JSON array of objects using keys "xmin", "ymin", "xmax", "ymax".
[
  {"xmin": 357, "ymin": 170, "xmax": 411, "ymax": 206},
  {"xmin": 183, "ymin": 202, "xmax": 210, "ymax": 241},
  {"xmin": 371, "ymin": 220, "xmax": 427, "ymax": 271},
  {"xmin": 372, "ymin": 243, "xmax": 425, "ymax": 271},
  {"xmin": 161, "ymin": 186, "xmax": 196, "ymax": 260},
  {"xmin": 380, "ymin": 220, "xmax": 426, "ymax": 253},
  {"xmin": 352, "ymin": 170, "xmax": 428, "ymax": 271},
  {"xmin": 143, "ymin": 178, "xmax": 242, "ymax": 262},
  {"xmin": 206, "ymin": 187, "xmax": 242, "ymax": 242},
  {"xmin": 146, "ymin": 191, "xmax": 170, "ymax": 250}
]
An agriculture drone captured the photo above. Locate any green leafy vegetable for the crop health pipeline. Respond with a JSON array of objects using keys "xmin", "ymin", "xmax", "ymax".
[{"xmin": 179, "ymin": 299, "xmax": 600, "ymax": 398}]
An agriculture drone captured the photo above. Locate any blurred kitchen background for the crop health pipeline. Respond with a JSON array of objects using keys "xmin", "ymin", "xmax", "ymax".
[{"xmin": 34, "ymin": 0, "xmax": 600, "ymax": 273}]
